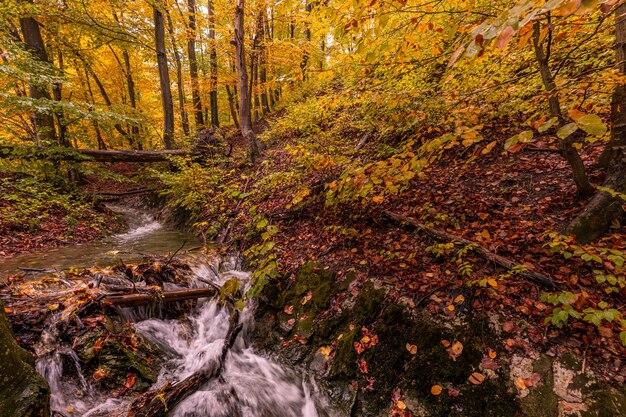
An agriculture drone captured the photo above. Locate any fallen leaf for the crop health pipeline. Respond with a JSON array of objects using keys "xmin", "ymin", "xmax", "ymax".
[
  {"xmin": 488, "ymin": 349, "xmax": 497, "ymax": 359},
  {"xmin": 301, "ymin": 291, "xmax": 313, "ymax": 305},
  {"xmin": 284, "ymin": 305, "xmax": 294, "ymax": 315},
  {"xmin": 441, "ymin": 339, "xmax": 451, "ymax": 348},
  {"xmin": 396, "ymin": 400, "xmax": 406, "ymax": 410},
  {"xmin": 503, "ymin": 321, "xmax": 516, "ymax": 333},
  {"xmin": 358, "ymin": 358, "xmax": 368, "ymax": 374},
  {"xmin": 468, "ymin": 372, "xmax": 485, "ymax": 385},
  {"xmin": 453, "ymin": 294, "xmax": 465, "ymax": 304},
  {"xmin": 319, "ymin": 346, "xmax": 332, "ymax": 360},
  {"xmin": 515, "ymin": 378, "xmax": 527, "ymax": 390},
  {"xmin": 124, "ymin": 372, "xmax": 136, "ymax": 389},
  {"xmin": 448, "ymin": 341, "xmax": 463, "ymax": 361},
  {"xmin": 406, "ymin": 343, "xmax": 417, "ymax": 355},
  {"xmin": 93, "ymin": 338, "xmax": 103, "ymax": 355},
  {"xmin": 431, "ymin": 385, "xmax": 443, "ymax": 395},
  {"xmin": 93, "ymin": 368, "xmax": 106, "ymax": 381}
]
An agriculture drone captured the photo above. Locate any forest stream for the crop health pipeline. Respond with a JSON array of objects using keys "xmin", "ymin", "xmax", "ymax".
[{"xmin": 3, "ymin": 206, "xmax": 333, "ymax": 417}]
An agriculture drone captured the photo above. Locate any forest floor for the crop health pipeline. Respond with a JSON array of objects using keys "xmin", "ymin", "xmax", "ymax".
[{"xmin": 213, "ymin": 130, "xmax": 626, "ymax": 385}]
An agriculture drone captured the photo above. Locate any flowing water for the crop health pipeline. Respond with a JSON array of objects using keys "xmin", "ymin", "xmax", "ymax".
[
  {"xmin": 0, "ymin": 205, "xmax": 201, "ymax": 279},
  {"xmin": 21, "ymin": 207, "xmax": 334, "ymax": 417}
]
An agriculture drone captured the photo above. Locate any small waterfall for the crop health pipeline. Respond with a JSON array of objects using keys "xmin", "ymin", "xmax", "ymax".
[{"xmin": 36, "ymin": 255, "xmax": 332, "ymax": 417}]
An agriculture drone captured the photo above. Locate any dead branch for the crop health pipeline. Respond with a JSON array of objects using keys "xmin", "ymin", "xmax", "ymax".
[{"xmin": 103, "ymin": 287, "xmax": 217, "ymax": 307}]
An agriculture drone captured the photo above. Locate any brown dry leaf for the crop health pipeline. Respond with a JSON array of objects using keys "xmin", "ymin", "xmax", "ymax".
[
  {"xmin": 468, "ymin": 372, "xmax": 485, "ymax": 385},
  {"xmin": 406, "ymin": 343, "xmax": 418, "ymax": 355},
  {"xmin": 431, "ymin": 385, "xmax": 443, "ymax": 396},
  {"xmin": 284, "ymin": 305, "xmax": 294, "ymax": 315},
  {"xmin": 441, "ymin": 339, "xmax": 451, "ymax": 348},
  {"xmin": 453, "ymin": 295, "xmax": 465, "ymax": 304}
]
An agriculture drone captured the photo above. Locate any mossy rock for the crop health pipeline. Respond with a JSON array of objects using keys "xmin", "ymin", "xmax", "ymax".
[
  {"xmin": 582, "ymin": 386, "xmax": 626, "ymax": 417},
  {"xmin": 0, "ymin": 303, "xmax": 50, "ymax": 417},
  {"xmin": 74, "ymin": 322, "xmax": 160, "ymax": 392}
]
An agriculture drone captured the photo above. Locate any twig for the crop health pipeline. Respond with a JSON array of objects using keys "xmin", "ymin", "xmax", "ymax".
[{"xmin": 164, "ymin": 240, "xmax": 187, "ymax": 267}]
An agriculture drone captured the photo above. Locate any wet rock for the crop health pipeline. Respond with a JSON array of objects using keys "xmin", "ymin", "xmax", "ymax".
[{"xmin": 0, "ymin": 302, "xmax": 50, "ymax": 417}]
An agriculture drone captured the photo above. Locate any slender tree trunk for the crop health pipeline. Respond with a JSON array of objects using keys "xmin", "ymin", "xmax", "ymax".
[
  {"xmin": 301, "ymin": 2, "xmax": 312, "ymax": 81},
  {"xmin": 208, "ymin": 0, "xmax": 219, "ymax": 127},
  {"xmin": 122, "ymin": 50, "xmax": 141, "ymax": 149},
  {"xmin": 83, "ymin": 69, "xmax": 107, "ymax": 150},
  {"xmin": 154, "ymin": 0, "xmax": 175, "ymax": 149},
  {"xmin": 51, "ymin": 51, "xmax": 69, "ymax": 147},
  {"xmin": 568, "ymin": 4, "xmax": 626, "ymax": 242},
  {"xmin": 234, "ymin": 0, "xmax": 259, "ymax": 162},
  {"xmin": 165, "ymin": 8, "xmax": 191, "ymax": 138},
  {"xmin": 532, "ymin": 21, "xmax": 594, "ymax": 197},
  {"xmin": 19, "ymin": 10, "xmax": 56, "ymax": 144},
  {"xmin": 225, "ymin": 85, "xmax": 239, "ymax": 128},
  {"xmin": 256, "ymin": 10, "xmax": 270, "ymax": 115},
  {"xmin": 187, "ymin": 0, "xmax": 204, "ymax": 129}
]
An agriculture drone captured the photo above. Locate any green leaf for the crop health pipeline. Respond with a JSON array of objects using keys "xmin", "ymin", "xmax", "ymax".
[
  {"xmin": 575, "ymin": 114, "xmax": 607, "ymax": 137},
  {"xmin": 557, "ymin": 123, "xmax": 578, "ymax": 140},
  {"xmin": 620, "ymin": 331, "xmax": 626, "ymax": 346},
  {"xmin": 538, "ymin": 117, "xmax": 558, "ymax": 133}
]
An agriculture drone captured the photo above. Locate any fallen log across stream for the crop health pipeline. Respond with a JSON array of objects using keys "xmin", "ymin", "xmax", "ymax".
[
  {"xmin": 128, "ymin": 310, "xmax": 242, "ymax": 417},
  {"xmin": 102, "ymin": 287, "xmax": 218, "ymax": 307},
  {"xmin": 383, "ymin": 210, "xmax": 561, "ymax": 290}
]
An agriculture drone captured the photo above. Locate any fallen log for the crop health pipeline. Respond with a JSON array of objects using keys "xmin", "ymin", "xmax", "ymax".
[
  {"xmin": 0, "ymin": 145, "xmax": 195, "ymax": 163},
  {"xmin": 78, "ymin": 149, "xmax": 193, "ymax": 162},
  {"xmin": 103, "ymin": 287, "xmax": 217, "ymax": 307},
  {"xmin": 382, "ymin": 210, "xmax": 561, "ymax": 290},
  {"xmin": 129, "ymin": 310, "xmax": 242, "ymax": 417}
]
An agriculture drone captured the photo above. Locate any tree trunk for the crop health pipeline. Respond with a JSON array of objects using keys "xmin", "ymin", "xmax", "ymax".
[
  {"xmin": 83, "ymin": 60, "xmax": 130, "ymax": 138},
  {"xmin": 19, "ymin": 10, "xmax": 56, "ymax": 144},
  {"xmin": 568, "ymin": 4, "xmax": 626, "ymax": 242},
  {"xmin": 598, "ymin": 3, "xmax": 626, "ymax": 170},
  {"xmin": 51, "ymin": 51, "xmax": 70, "ymax": 147},
  {"xmin": 234, "ymin": 0, "xmax": 260, "ymax": 162},
  {"xmin": 83, "ymin": 69, "xmax": 107, "ymax": 150},
  {"xmin": 187, "ymin": 0, "xmax": 204, "ymax": 130},
  {"xmin": 122, "ymin": 50, "xmax": 142, "ymax": 149},
  {"xmin": 165, "ymin": 8, "xmax": 191, "ymax": 138},
  {"xmin": 532, "ymin": 21, "xmax": 595, "ymax": 197},
  {"xmin": 208, "ymin": 0, "xmax": 220, "ymax": 127},
  {"xmin": 301, "ymin": 2, "xmax": 312, "ymax": 81},
  {"xmin": 225, "ymin": 85, "xmax": 240, "ymax": 128},
  {"xmin": 154, "ymin": 0, "xmax": 175, "ymax": 149}
]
